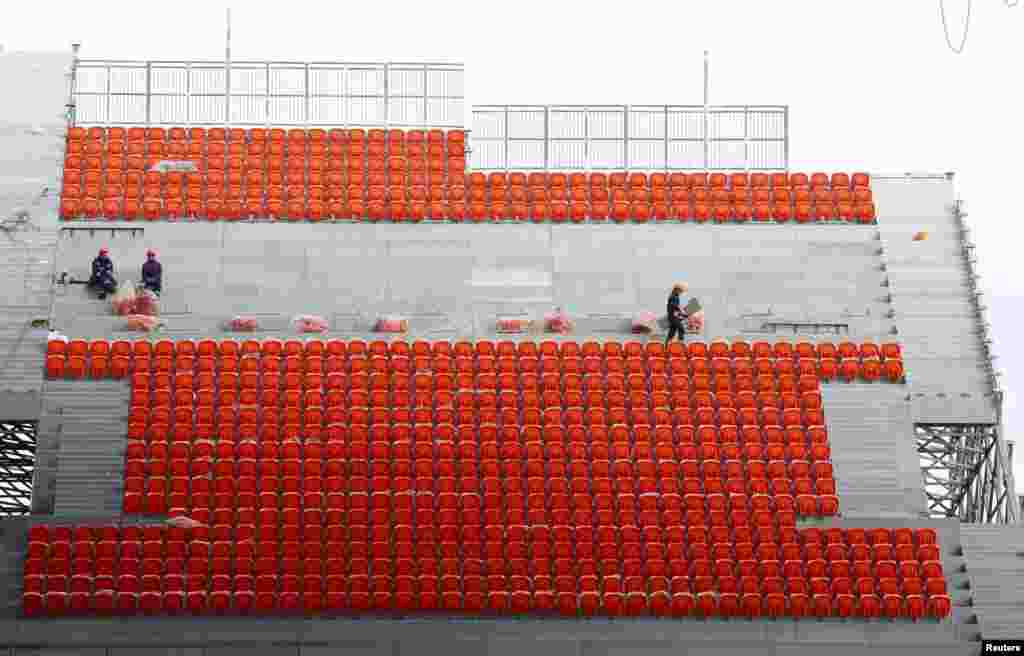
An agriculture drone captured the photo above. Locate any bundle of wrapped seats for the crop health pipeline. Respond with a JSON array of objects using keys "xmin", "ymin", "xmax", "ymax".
[
  {"xmin": 133, "ymin": 289, "xmax": 159, "ymax": 316},
  {"xmin": 110, "ymin": 282, "xmax": 137, "ymax": 316},
  {"xmin": 631, "ymin": 311, "xmax": 657, "ymax": 334},
  {"xmin": 497, "ymin": 316, "xmax": 532, "ymax": 333},
  {"xmin": 375, "ymin": 316, "xmax": 409, "ymax": 333},
  {"xmin": 110, "ymin": 282, "xmax": 159, "ymax": 316},
  {"xmin": 125, "ymin": 315, "xmax": 163, "ymax": 332},
  {"xmin": 292, "ymin": 315, "xmax": 328, "ymax": 333},
  {"xmin": 226, "ymin": 316, "xmax": 259, "ymax": 332},
  {"xmin": 544, "ymin": 309, "xmax": 573, "ymax": 334}
]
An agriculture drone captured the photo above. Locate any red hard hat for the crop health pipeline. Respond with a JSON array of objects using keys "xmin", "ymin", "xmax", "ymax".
[
  {"xmin": 98, "ymin": 247, "xmax": 109, "ymax": 255},
  {"xmin": 146, "ymin": 249, "xmax": 156, "ymax": 257}
]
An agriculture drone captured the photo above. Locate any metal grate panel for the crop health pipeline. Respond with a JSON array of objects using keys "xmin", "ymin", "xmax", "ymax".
[
  {"xmin": 471, "ymin": 105, "xmax": 788, "ymax": 172},
  {"xmin": 0, "ymin": 421, "xmax": 37, "ymax": 517},
  {"xmin": 72, "ymin": 60, "xmax": 465, "ymax": 129}
]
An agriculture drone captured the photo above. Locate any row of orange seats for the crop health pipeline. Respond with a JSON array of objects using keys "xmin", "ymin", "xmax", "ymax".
[
  {"xmin": 126, "ymin": 388, "xmax": 825, "ymax": 415},
  {"xmin": 113, "ymin": 353, "xmax": 837, "ymax": 377},
  {"xmin": 122, "ymin": 489, "xmax": 839, "ymax": 521},
  {"xmin": 26, "ymin": 525, "xmax": 937, "ymax": 549},
  {"xmin": 125, "ymin": 433, "xmax": 833, "ymax": 463},
  {"xmin": 62, "ymin": 155, "xmax": 467, "ymax": 177},
  {"xmin": 125, "ymin": 465, "xmax": 837, "ymax": 498},
  {"xmin": 24, "ymin": 584, "xmax": 952, "ymax": 620},
  {"xmin": 77, "ymin": 352, "xmax": 837, "ymax": 380},
  {"xmin": 67, "ymin": 126, "xmax": 465, "ymax": 146},
  {"xmin": 48, "ymin": 353, "xmax": 897, "ymax": 384},
  {"xmin": 126, "ymin": 395, "xmax": 827, "ymax": 426},
  {"xmin": 66, "ymin": 141, "xmax": 464, "ymax": 160},
  {"xmin": 64, "ymin": 169, "xmax": 464, "ymax": 190},
  {"xmin": 59, "ymin": 198, "xmax": 880, "ymax": 224},
  {"xmin": 126, "ymin": 422, "xmax": 831, "ymax": 449},
  {"xmin": 468, "ymin": 171, "xmax": 870, "ymax": 192},
  {"xmin": 60, "ymin": 179, "xmax": 873, "ymax": 207},
  {"xmin": 46, "ymin": 338, "xmax": 902, "ymax": 361},
  {"xmin": 59, "ymin": 176, "xmax": 872, "ymax": 213}
]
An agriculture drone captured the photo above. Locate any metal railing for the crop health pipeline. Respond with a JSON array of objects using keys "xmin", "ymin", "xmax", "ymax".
[
  {"xmin": 470, "ymin": 105, "xmax": 788, "ymax": 172},
  {"xmin": 70, "ymin": 59, "xmax": 465, "ymax": 129}
]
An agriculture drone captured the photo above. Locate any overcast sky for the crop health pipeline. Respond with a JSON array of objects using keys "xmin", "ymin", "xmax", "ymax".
[{"xmin": 2, "ymin": 0, "xmax": 1022, "ymax": 493}]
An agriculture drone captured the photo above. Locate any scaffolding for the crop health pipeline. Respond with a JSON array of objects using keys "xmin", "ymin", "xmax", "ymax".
[
  {"xmin": 916, "ymin": 423, "xmax": 1020, "ymax": 524},
  {"xmin": 0, "ymin": 421, "xmax": 37, "ymax": 517}
]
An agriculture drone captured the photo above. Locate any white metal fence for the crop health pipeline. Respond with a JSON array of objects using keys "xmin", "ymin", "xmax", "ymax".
[
  {"xmin": 471, "ymin": 105, "xmax": 788, "ymax": 171},
  {"xmin": 71, "ymin": 60, "xmax": 465, "ymax": 128}
]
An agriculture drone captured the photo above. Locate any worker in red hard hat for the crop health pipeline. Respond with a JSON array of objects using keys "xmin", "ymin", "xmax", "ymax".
[
  {"xmin": 141, "ymin": 249, "xmax": 162, "ymax": 296},
  {"xmin": 88, "ymin": 247, "xmax": 117, "ymax": 299}
]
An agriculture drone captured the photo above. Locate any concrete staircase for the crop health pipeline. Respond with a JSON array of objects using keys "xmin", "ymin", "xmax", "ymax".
[
  {"xmin": 821, "ymin": 384, "xmax": 928, "ymax": 518},
  {"xmin": 960, "ymin": 524, "xmax": 1024, "ymax": 641},
  {"xmin": 33, "ymin": 379, "xmax": 130, "ymax": 516},
  {"xmin": 0, "ymin": 518, "xmax": 27, "ymax": 620},
  {"xmin": 0, "ymin": 231, "xmax": 58, "ymax": 420},
  {"xmin": 871, "ymin": 178, "xmax": 997, "ymax": 423}
]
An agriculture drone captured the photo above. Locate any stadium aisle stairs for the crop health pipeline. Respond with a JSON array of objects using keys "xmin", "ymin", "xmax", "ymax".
[
  {"xmin": 40, "ymin": 378, "xmax": 130, "ymax": 515},
  {"xmin": 821, "ymin": 384, "xmax": 927, "ymax": 518},
  {"xmin": 960, "ymin": 525, "xmax": 1024, "ymax": 641},
  {"xmin": 0, "ymin": 232, "xmax": 57, "ymax": 401}
]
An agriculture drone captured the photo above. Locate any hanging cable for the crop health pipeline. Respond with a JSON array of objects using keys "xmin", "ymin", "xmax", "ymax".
[{"xmin": 939, "ymin": 0, "xmax": 973, "ymax": 54}]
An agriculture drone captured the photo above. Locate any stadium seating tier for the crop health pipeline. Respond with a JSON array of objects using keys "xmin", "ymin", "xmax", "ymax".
[
  {"xmin": 58, "ymin": 127, "xmax": 875, "ymax": 223},
  {"xmin": 24, "ymin": 338, "xmax": 941, "ymax": 622},
  {"xmin": 22, "ymin": 523, "xmax": 950, "ymax": 620}
]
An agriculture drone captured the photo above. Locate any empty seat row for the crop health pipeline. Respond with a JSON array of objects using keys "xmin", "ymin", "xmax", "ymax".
[
  {"xmin": 466, "ymin": 172, "xmax": 870, "ymax": 192},
  {"xmin": 124, "ymin": 412, "xmax": 825, "ymax": 438},
  {"xmin": 59, "ymin": 183, "xmax": 863, "ymax": 207},
  {"xmin": 107, "ymin": 352, "xmax": 851, "ymax": 376},
  {"xmin": 26, "ymin": 551, "xmax": 942, "ymax": 586},
  {"xmin": 127, "ymin": 411, "xmax": 827, "ymax": 438},
  {"xmin": 22, "ymin": 522, "xmax": 949, "ymax": 620},
  {"xmin": 129, "ymin": 383, "xmax": 825, "ymax": 408},
  {"xmin": 126, "ymin": 434, "xmax": 832, "ymax": 462},
  {"xmin": 127, "ymin": 424, "xmax": 832, "ymax": 454},
  {"xmin": 22, "ymin": 587, "xmax": 951, "ymax": 619},
  {"xmin": 67, "ymin": 127, "xmax": 464, "ymax": 146},
  {"xmin": 123, "ymin": 469, "xmax": 838, "ymax": 500},
  {"xmin": 28, "ymin": 534, "xmax": 936, "ymax": 578},
  {"xmin": 47, "ymin": 338, "xmax": 903, "ymax": 362},
  {"xmin": 64, "ymin": 144, "xmax": 462, "ymax": 163},
  {"xmin": 25, "ymin": 570, "xmax": 948, "ymax": 599},
  {"xmin": 127, "ymin": 423, "xmax": 833, "ymax": 450},
  {"xmin": 36, "ymin": 524, "xmax": 931, "ymax": 548},
  {"xmin": 59, "ymin": 199, "xmax": 877, "ymax": 224},
  {"xmin": 125, "ymin": 492, "xmax": 840, "ymax": 521},
  {"xmin": 49, "ymin": 352, "xmax": 902, "ymax": 383}
]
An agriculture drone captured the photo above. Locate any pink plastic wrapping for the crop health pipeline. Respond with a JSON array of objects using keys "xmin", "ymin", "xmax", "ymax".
[{"xmin": 631, "ymin": 311, "xmax": 658, "ymax": 334}]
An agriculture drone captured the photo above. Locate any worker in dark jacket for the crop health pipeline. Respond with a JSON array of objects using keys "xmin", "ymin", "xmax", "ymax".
[
  {"xmin": 141, "ymin": 249, "xmax": 162, "ymax": 296},
  {"xmin": 665, "ymin": 283, "xmax": 689, "ymax": 346},
  {"xmin": 88, "ymin": 247, "xmax": 117, "ymax": 299}
]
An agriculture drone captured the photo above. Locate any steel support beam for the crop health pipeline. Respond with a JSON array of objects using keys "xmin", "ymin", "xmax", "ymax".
[
  {"xmin": 916, "ymin": 423, "xmax": 1020, "ymax": 524},
  {"xmin": 0, "ymin": 421, "xmax": 37, "ymax": 517}
]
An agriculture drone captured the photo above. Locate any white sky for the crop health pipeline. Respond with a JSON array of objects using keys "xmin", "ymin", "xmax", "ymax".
[{"xmin": 3, "ymin": 0, "xmax": 1023, "ymax": 496}]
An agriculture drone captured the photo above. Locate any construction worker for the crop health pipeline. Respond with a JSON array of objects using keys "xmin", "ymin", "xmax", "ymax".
[
  {"xmin": 89, "ymin": 247, "xmax": 117, "ymax": 299},
  {"xmin": 141, "ymin": 249, "xmax": 162, "ymax": 296},
  {"xmin": 665, "ymin": 283, "xmax": 690, "ymax": 346}
]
